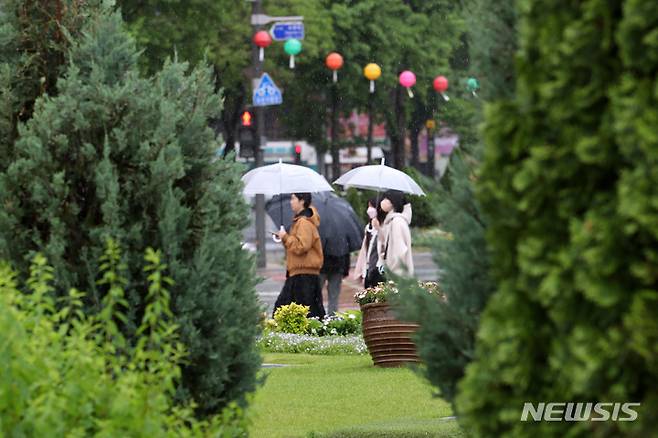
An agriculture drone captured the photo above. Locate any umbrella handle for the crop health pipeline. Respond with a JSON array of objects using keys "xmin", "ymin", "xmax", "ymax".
[{"xmin": 272, "ymin": 225, "xmax": 285, "ymax": 243}]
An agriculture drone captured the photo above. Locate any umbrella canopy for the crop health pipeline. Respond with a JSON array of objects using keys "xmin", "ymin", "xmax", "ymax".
[
  {"xmin": 333, "ymin": 158, "xmax": 425, "ymax": 196},
  {"xmin": 242, "ymin": 160, "xmax": 333, "ymax": 196},
  {"xmin": 266, "ymin": 192, "xmax": 364, "ymax": 256}
]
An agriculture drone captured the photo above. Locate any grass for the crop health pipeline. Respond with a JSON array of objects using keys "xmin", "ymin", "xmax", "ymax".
[{"xmin": 249, "ymin": 354, "xmax": 465, "ymax": 438}]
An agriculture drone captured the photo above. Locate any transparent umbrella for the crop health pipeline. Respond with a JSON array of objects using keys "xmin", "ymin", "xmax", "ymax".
[
  {"xmin": 242, "ymin": 160, "xmax": 333, "ymax": 241},
  {"xmin": 333, "ymin": 158, "xmax": 425, "ymax": 195}
]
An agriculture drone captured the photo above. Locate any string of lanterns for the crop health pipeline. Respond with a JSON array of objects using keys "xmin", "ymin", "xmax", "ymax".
[
  {"xmin": 252, "ymin": 32, "xmax": 480, "ymax": 96},
  {"xmin": 324, "ymin": 54, "xmax": 480, "ymax": 98}
]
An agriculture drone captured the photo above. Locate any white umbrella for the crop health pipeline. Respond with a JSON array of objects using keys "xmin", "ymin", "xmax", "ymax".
[
  {"xmin": 333, "ymin": 158, "xmax": 426, "ymax": 195},
  {"xmin": 242, "ymin": 160, "xmax": 334, "ymax": 196},
  {"xmin": 242, "ymin": 160, "xmax": 333, "ymax": 242}
]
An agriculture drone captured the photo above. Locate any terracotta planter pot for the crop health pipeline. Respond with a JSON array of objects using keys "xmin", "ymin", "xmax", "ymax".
[{"xmin": 360, "ymin": 302, "xmax": 421, "ymax": 367}]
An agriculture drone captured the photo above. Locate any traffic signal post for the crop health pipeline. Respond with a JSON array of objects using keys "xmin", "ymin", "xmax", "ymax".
[
  {"xmin": 249, "ymin": 0, "xmax": 303, "ymax": 268},
  {"xmin": 251, "ymin": 0, "xmax": 267, "ymax": 268}
]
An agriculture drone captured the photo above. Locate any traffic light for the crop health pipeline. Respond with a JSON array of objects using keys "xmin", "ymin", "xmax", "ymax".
[
  {"xmin": 238, "ymin": 108, "xmax": 257, "ymax": 158},
  {"xmin": 241, "ymin": 109, "xmax": 253, "ymax": 127},
  {"xmin": 294, "ymin": 144, "xmax": 302, "ymax": 164}
]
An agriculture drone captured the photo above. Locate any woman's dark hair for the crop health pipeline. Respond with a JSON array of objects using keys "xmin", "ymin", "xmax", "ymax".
[
  {"xmin": 382, "ymin": 190, "xmax": 406, "ymax": 213},
  {"xmin": 293, "ymin": 192, "xmax": 312, "ymax": 209},
  {"xmin": 367, "ymin": 197, "xmax": 387, "ymax": 224}
]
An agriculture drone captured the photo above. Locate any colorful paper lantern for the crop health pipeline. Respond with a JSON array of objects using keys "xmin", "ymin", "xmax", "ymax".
[
  {"xmin": 252, "ymin": 31, "xmax": 272, "ymax": 62},
  {"xmin": 326, "ymin": 52, "xmax": 344, "ymax": 83},
  {"xmin": 399, "ymin": 70, "xmax": 416, "ymax": 98},
  {"xmin": 433, "ymin": 75, "xmax": 450, "ymax": 101},
  {"xmin": 467, "ymin": 77, "xmax": 480, "ymax": 97},
  {"xmin": 363, "ymin": 63, "xmax": 381, "ymax": 93},
  {"xmin": 284, "ymin": 39, "xmax": 302, "ymax": 69}
]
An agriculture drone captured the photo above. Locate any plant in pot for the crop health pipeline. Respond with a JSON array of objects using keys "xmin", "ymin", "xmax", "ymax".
[{"xmin": 355, "ymin": 281, "xmax": 442, "ymax": 367}]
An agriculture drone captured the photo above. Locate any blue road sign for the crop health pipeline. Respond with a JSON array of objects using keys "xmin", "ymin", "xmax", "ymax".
[
  {"xmin": 253, "ymin": 73, "xmax": 283, "ymax": 107},
  {"xmin": 270, "ymin": 22, "xmax": 304, "ymax": 41}
]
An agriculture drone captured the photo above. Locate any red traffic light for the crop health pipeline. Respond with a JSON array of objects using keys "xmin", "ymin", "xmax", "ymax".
[
  {"xmin": 295, "ymin": 144, "xmax": 302, "ymax": 154},
  {"xmin": 241, "ymin": 111, "xmax": 253, "ymax": 127}
]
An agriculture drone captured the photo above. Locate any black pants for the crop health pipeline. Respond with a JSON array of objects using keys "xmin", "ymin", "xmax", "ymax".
[
  {"xmin": 273, "ymin": 274, "xmax": 326, "ymax": 319},
  {"xmin": 364, "ymin": 268, "xmax": 385, "ymax": 289}
]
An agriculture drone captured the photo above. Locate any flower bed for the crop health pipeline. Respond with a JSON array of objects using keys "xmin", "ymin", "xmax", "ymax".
[
  {"xmin": 258, "ymin": 304, "xmax": 366, "ymax": 355},
  {"xmin": 257, "ymin": 332, "xmax": 367, "ymax": 355},
  {"xmin": 267, "ymin": 304, "xmax": 362, "ymax": 336}
]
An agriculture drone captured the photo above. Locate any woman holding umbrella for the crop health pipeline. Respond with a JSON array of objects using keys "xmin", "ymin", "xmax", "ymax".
[
  {"xmin": 273, "ymin": 193, "xmax": 326, "ymax": 318},
  {"xmin": 334, "ymin": 159, "xmax": 421, "ymax": 279},
  {"xmin": 241, "ymin": 159, "xmax": 333, "ymax": 318}
]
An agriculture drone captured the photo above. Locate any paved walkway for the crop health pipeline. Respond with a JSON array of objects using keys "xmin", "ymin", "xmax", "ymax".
[{"xmin": 255, "ymin": 248, "xmax": 439, "ymax": 316}]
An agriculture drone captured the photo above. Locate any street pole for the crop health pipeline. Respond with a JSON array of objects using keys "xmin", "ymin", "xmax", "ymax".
[
  {"xmin": 428, "ymin": 122, "xmax": 436, "ymax": 179},
  {"xmin": 366, "ymin": 91, "xmax": 373, "ymax": 164},
  {"xmin": 251, "ymin": 0, "xmax": 267, "ymax": 268},
  {"xmin": 330, "ymin": 81, "xmax": 340, "ymax": 180}
]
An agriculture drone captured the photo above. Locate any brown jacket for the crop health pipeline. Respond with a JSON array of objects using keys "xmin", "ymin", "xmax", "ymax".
[{"xmin": 282, "ymin": 207, "xmax": 323, "ymax": 276}]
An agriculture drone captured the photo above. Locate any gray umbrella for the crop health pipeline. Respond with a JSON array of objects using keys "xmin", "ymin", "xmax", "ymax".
[{"xmin": 266, "ymin": 192, "xmax": 364, "ymax": 257}]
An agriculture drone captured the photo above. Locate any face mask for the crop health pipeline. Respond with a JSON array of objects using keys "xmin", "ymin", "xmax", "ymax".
[{"xmin": 367, "ymin": 207, "xmax": 377, "ymax": 219}]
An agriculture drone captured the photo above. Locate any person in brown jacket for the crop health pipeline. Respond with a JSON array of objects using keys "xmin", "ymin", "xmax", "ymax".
[{"xmin": 273, "ymin": 193, "xmax": 326, "ymax": 318}]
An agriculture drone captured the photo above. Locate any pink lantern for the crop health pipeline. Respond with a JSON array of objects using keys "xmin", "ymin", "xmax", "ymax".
[
  {"xmin": 399, "ymin": 70, "xmax": 416, "ymax": 98},
  {"xmin": 433, "ymin": 75, "xmax": 450, "ymax": 101}
]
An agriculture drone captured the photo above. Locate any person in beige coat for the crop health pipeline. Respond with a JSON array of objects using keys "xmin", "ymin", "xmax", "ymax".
[{"xmin": 377, "ymin": 190, "xmax": 414, "ymax": 277}]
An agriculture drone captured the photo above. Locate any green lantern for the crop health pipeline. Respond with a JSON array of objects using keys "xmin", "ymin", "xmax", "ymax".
[
  {"xmin": 467, "ymin": 77, "xmax": 480, "ymax": 97},
  {"xmin": 284, "ymin": 39, "xmax": 302, "ymax": 69}
]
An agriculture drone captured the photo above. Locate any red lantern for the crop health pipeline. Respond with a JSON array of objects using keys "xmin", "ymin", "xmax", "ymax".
[
  {"xmin": 253, "ymin": 31, "xmax": 272, "ymax": 62},
  {"xmin": 325, "ymin": 52, "xmax": 344, "ymax": 83},
  {"xmin": 433, "ymin": 75, "xmax": 450, "ymax": 101}
]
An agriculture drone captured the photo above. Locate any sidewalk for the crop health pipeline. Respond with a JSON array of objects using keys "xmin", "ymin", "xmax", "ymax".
[
  {"xmin": 255, "ymin": 250, "xmax": 360, "ymax": 316},
  {"xmin": 255, "ymin": 248, "xmax": 438, "ymax": 316}
]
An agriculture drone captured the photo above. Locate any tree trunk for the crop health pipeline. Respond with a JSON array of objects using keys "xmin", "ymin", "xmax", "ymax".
[
  {"xmin": 317, "ymin": 146, "xmax": 326, "ymax": 176},
  {"xmin": 220, "ymin": 84, "xmax": 245, "ymax": 159},
  {"xmin": 410, "ymin": 125, "xmax": 420, "ymax": 169}
]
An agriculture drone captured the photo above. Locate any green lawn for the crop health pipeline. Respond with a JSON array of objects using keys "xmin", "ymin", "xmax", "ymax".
[{"xmin": 249, "ymin": 354, "xmax": 465, "ymax": 438}]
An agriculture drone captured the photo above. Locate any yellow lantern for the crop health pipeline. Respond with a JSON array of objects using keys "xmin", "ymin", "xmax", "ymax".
[{"xmin": 363, "ymin": 63, "xmax": 381, "ymax": 93}]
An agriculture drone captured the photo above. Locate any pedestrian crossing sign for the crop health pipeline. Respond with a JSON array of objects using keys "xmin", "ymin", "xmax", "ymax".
[{"xmin": 253, "ymin": 73, "xmax": 283, "ymax": 107}]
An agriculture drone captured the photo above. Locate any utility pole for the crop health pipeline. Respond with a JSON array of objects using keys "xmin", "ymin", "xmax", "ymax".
[
  {"xmin": 251, "ymin": 0, "xmax": 267, "ymax": 268},
  {"xmin": 427, "ymin": 118, "xmax": 436, "ymax": 179},
  {"xmin": 366, "ymin": 91, "xmax": 373, "ymax": 164},
  {"xmin": 330, "ymin": 81, "xmax": 340, "ymax": 180}
]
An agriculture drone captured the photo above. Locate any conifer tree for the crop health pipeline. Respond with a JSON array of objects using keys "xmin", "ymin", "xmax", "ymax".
[
  {"xmin": 395, "ymin": 0, "xmax": 515, "ymax": 405},
  {"xmin": 0, "ymin": 2, "xmax": 260, "ymax": 416},
  {"xmin": 457, "ymin": 1, "xmax": 658, "ymax": 435}
]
